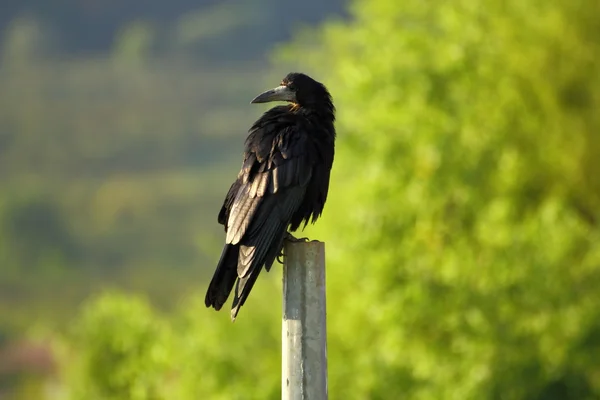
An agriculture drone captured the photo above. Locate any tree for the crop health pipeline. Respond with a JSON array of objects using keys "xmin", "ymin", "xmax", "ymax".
[{"xmin": 277, "ymin": 0, "xmax": 600, "ymax": 398}]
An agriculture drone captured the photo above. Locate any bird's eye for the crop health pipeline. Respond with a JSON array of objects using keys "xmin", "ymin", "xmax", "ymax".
[{"xmin": 287, "ymin": 83, "xmax": 296, "ymax": 91}]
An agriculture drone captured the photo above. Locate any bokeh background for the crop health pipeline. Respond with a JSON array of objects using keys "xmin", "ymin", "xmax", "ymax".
[{"xmin": 1, "ymin": 0, "xmax": 600, "ymax": 398}]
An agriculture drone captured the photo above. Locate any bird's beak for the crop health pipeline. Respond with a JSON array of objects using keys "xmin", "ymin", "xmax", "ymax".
[{"xmin": 250, "ymin": 85, "xmax": 296, "ymax": 104}]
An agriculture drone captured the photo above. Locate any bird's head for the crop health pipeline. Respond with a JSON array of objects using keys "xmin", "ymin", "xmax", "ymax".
[{"xmin": 251, "ymin": 72, "xmax": 332, "ymax": 110}]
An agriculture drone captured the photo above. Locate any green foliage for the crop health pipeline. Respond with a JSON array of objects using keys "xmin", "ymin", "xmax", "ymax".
[
  {"xmin": 276, "ymin": 0, "xmax": 600, "ymax": 398},
  {"xmin": 63, "ymin": 293, "xmax": 172, "ymax": 400},
  {"xmin": 173, "ymin": 294, "xmax": 280, "ymax": 400},
  {"xmin": 58, "ymin": 286, "xmax": 281, "ymax": 400}
]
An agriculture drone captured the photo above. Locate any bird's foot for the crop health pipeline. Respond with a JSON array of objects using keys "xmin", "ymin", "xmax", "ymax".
[
  {"xmin": 277, "ymin": 233, "xmax": 310, "ymax": 263},
  {"xmin": 284, "ymin": 232, "xmax": 310, "ymax": 243}
]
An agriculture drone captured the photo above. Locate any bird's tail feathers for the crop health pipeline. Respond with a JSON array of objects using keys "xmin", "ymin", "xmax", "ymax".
[
  {"xmin": 230, "ymin": 231, "xmax": 286, "ymax": 321},
  {"xmin": 205, "ymin": 244, "xmax": 239, "ymax": 310},
  {"xmin": 230, "ymin": 267, "xmax": 262, "ymax": 321}
]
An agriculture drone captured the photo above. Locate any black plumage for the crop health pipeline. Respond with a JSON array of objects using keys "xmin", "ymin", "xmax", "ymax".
[{"xmin": 204, "ymin": 72, "xmax": 336, "ymax": 320}]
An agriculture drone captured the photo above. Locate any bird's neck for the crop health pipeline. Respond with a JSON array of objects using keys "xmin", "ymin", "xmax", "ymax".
[
  {"xmin": 296, "ymin": 103, "xmax": 336, "ymax": 139},
  {"xmin": 294, "ymin": 102, "xmax": 334, "ymax": 121}
]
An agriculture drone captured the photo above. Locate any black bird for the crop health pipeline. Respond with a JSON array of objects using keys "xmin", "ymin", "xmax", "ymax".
[{"xmin": 204, "ymin": 72, "xmax": 336, "ymax": 320}]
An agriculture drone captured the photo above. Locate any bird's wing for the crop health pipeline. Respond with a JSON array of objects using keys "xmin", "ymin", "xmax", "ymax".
[
  {"xmin": 217, "ymin": 180, "xmax": 240, "ymax": 228},
  {"xmin": 227, "ymin": 125, "xmax": 314, "ymax": 276},
  {"xmin": 225, "ymin": 125, "xmax": 314, "ymax": 249}
]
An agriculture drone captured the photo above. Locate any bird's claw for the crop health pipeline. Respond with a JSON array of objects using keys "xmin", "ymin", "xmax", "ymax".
[
  {"xmin": 277, "ymin": 233, "xmax": 310, "ymax": 264},
  {"xmin": 284, "ymin": 232, "xmax": 310, "ymax": 243}
]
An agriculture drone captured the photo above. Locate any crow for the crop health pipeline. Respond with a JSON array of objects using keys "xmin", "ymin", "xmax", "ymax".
[{"xmin": 204, "ymin": 72, "xmax": 336, "ymax": 320}]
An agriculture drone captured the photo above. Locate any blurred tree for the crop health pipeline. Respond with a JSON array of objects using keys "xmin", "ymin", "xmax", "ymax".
[
  {"xmin": 62, "ymin": 293, "xmax": 172, "ymax": 400},
  {"xmin": 276, "ymin": 0, "xmax": 600, "ymax": 398},
  {"xmin": 1, "ymin": 15, "xmax": 59, "ymax": 65},
  {"xmin": 59, "ymin": 288, "xmax": 281, "ymax": 400}
]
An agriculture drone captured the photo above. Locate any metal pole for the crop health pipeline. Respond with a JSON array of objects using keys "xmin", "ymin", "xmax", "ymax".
[{"xmin": 282, "ymin": 240, "xmax": 328, "ymax": 400}]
